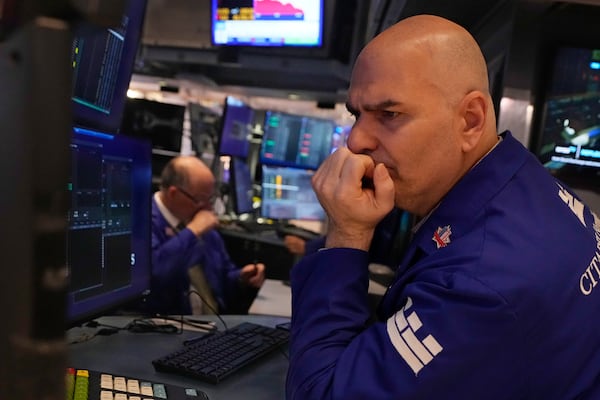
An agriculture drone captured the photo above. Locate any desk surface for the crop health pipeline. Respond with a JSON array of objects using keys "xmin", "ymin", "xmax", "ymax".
[
  {"xmin": 249, "ymin": 276, "xmax": 390, "ymax": 318},
  {"xmin": 68, "ymin": 315, "xmax": 290, "ymax": 400},
  {"xmin": 249, "ymin": 279, "xmax": 292, "ymax": 317}
]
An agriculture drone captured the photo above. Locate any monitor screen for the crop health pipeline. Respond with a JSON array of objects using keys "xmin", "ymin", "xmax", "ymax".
[
  {"xmin": 211, "ymin": 0, "xmax": 324, "ymax": 47},
  {"xmin": 533, "ymin": 46, "xmax": 600, "ymax": 180},
  {"xmin": 120, "ymin": 98, "xmax": 186, "ymax": 153},
  {"xmin": 67, "ymin": 127, "xmax": 152, "ymax": 327},
  {"xmin": 71, "ymin": 0, "xmax": 148, "ymax": 133},
  {"xmin": 260, "ymin": 110, "xmax": 335, "ymax": 170},
  {"xmin": 260, "ymin": 165, "xmax": 325, "ymax": 221},
  {"xmin": 230, "ymin": 157, "xmax": 255, "ymax": 215},
  {"xmin": 217, "ymin": 96, "xmax": 254, "ymax": 158}
]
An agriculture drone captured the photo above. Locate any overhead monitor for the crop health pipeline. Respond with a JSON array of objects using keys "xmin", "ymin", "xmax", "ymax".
[
  {"xmin": 211, "ymin": 0, "xmax": 324, "ymax": 47},
  {"xmin": 67, "ymin": 126, "xmax": 152, "ymax": 327},
  {"xmin": 71, "ymin": 0, "xmax": 148, "ymax": 133},
  {"xmin": 217, "ymin": 96, "xmax": 254, "ymax": 158},
  {"xmin": 230, "ymin": 157, "xmax": 255, "ymax": 215},
  {"xmin": 120, "ymin": 98, "xmax": 186, "ymax": 153},
  {"xmin": 260, "ymin": 165, "xmax": 325, "ymax": 221},
  {"xmin": 532, "ymin": 45, "xmax": 600, "ymax": 184},
  {"xmin": 260, "ymin": 110, "xmax": 335, "ymax": 170}
]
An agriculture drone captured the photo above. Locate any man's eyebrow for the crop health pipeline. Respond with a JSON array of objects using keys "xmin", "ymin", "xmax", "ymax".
[
  {"xmin": 365, "ymin": 99, "xmax": 402, "ymax": 110},
  {"xmin": 346, "ymin": 99, "xmax": 402, "ymax": 114}
]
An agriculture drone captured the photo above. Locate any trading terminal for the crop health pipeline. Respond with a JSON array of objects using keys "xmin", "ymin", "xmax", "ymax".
[{"xmin": 2, "ymin": 0, "xmax": 600, "ymax": 399}]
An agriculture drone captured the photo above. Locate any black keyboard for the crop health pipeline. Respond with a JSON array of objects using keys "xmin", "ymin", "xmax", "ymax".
[
  {"xmin": 66, "ymin": 367, "xmax": 209, "ymax": 399},
  {"xmin": 152, "ymin": 322, "xmax": 289, "ymax": 384}
]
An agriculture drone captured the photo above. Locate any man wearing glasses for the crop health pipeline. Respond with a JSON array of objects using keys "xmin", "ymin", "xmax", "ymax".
[{"xmin": 146, "ymin": 156, "xmax": 265, "ymax": 315}]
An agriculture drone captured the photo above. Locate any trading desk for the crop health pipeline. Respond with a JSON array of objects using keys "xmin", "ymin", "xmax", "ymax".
[{"xmin": 67, "ymin": 315, "xmax": 290, "ymax": 400}]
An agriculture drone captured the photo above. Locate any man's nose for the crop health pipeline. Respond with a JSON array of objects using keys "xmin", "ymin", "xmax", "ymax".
[{"xmin": 346, "ymin": 118, "xmax": 378, "ymax": 155}]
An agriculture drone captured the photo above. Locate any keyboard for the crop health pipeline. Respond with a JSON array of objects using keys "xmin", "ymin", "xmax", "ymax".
[
  {"xmin": 66, "ymin": 367, "xmax": 209, "ymax": 399},
  {"xmin": 152, "ymin": 322, "xmax": 289, "ymax": 384}
]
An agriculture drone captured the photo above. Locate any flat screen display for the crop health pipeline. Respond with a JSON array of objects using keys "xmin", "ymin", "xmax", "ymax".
[
  {"xmin": 260, "ymin": 110, "xmax": 335, "ymax": 170},
  {"xmin": 534, "ymin": 46, "xmax": 600, "ymax": 180},
  {"xmin": 211, "ymin": 0, "xmax": 324, "ymax": 47},
  {"xmin": 217, "ymin": 96, "xmax": 254, "ymax": 158},
  {"xmin": 260, "ymin": 165, "xmax": 325, "ymax": 221},
  {"xmin": 67, "ymin": 127, "xmax": 152, "ymax": 326},
  {"xmin": 71, "ymin": 0, "xmax": 147, "ymax": 133}
]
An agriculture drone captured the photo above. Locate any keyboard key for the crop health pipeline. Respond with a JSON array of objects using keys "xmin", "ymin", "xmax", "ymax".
[
  {"xmin": 114, "ymin": 376, "xmax": 127, "ymax": 392},
  {"xmin": 140, "ymin": 381, "xmax": 154, "ymax": 396},
  {"xmin": 127, "ymin": 379, "xmax": 140, "ymax": 394}
]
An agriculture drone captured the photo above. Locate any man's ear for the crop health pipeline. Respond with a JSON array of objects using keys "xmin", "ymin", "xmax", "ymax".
[
  {"xmin": 166, "ymin": 185, "xmax": 178, "ymax": 199},
  {"xmin": 459, "ymin": 90, "xmax": 487, "ymax": 152}
]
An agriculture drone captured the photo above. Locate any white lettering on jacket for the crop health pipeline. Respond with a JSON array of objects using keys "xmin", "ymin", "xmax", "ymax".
[
  {"xmin": 557, "ymin": 183, "xmax": 586, "ymax": 227},
  {"xmin": 386, "ymin": 297, "xmax": 443, "ymax": 375},
  {"xmin": 580, "ymin": 212, "xmax": 600, "ymax": 296}
]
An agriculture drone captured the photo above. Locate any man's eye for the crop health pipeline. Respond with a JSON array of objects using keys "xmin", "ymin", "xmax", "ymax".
[{"xmin": 380, "ymin": 110, "xmax": 399, "ymax": 119}]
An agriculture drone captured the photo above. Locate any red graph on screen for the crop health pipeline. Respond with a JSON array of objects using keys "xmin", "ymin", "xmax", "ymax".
[{"xmin": 254, "ymin": 0, "xmax": 304, "ymax": 19}]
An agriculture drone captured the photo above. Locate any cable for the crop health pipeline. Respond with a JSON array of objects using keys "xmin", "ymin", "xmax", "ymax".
[
  {"xmin": 188, "ymin": 289, "xmax": 228, "ymax": 331},
  {"xmin": 125, "ymin": 317, "xmax": 182, "ymax": 334},
  {"xmin": 68, "ymin": 325, "xmax": 122, "ymax": 345},
  {"xmin": 153, "ymin": 315, "xmax": 218, "ymax": 332}
]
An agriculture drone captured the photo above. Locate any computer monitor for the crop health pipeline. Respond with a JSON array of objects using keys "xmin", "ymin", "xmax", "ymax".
[
  {"xmin": 189, "ymin": 102, "xmax": 220, "ymax": 165},
  {"xmin": 211, "ymin": 0, "xmax": 325, "ymax": 47},
  {"xmin": 230, "ymin": 157, "xmax": 255, "ymax": 215},
  {"xmin": 260, "ymin": 165, "xmax": 325, "ymax": 221},
  {"xmin": 120, "ymin": 98, "xmax": 186, "ymax": 153},
  {"xmin": 67, "ymin": 126, "xmax": 152, "ymax": 327},
  {"xmin": 217, "ymin": 96, "xmax": 255, "ymax": 158},
  {"xmin": 71, "ymin": 0, "xmax": 148, "ymax": 133},
  {"xmin": 532, "ymin": 45, "xmax": 600, "ymax": 184},
  {"xmin": 260, "ymin": 110, "xmax": 335, "ymax": 170}
]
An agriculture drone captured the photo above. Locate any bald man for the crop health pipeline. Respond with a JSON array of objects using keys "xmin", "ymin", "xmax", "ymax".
[
  {"xmin": 287, "ymin": 15, "xmax": 600, "ymax": 399},
  {"xmin": 148, "ymin": 156, "xmax": 265, "ymax": 315}
]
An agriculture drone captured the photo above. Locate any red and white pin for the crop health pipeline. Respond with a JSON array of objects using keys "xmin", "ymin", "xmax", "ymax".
[{"xmin": 432, "ymin": 225, "xmax": 452, "ymax": 249}]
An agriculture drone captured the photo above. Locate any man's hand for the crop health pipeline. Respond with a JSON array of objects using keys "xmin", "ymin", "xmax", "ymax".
[
  {"xmin": 186, "ymin": 210, "xmax": 219, "ymax": 237},
  {"xmin": 240, "ymin": 263, "xmax": 266, "ymax": 288},
  {"xmin": 312, "ymin": 147, "xmax": 395, "ymax": 250},
  {"xmin": 284, "ymin": 235, "xmax": 307, "ymax": 255}
]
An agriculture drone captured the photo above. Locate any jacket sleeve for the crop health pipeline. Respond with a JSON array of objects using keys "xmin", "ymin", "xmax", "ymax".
[{"xmin": 286, "ymin": 248, "xmax": 524, "ymax": 400}]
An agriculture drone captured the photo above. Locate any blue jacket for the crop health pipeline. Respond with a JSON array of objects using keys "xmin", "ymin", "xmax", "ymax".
[
  {"xmin": 147, "ymin": 198, "xmax": 242, "ymax": 315},
  {"xmin": 287, "ymin": 131, "xmax": 600, "ymax": 399}
]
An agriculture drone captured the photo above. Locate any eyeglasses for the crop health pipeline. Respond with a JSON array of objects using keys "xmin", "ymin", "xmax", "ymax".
[{"xmin": 176, "ymin": 186, "xmax": 216, "ymax": 206}]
